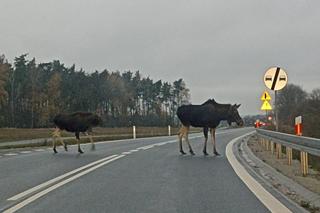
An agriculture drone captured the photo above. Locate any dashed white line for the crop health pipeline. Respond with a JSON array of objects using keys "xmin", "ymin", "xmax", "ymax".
[
  {"xmin": 8, "ymin": 154, "xmax": 118, "ymax": 201},
  {"xmin": 4, "ymin": 155, "xmax": 124, "ymax": 213},
  {"xmin": 20, "ymin": 151, "xmax": 32, "ymax": 154},
  {"xmin": 140, "ymin": 145, "xmax": 154, "ymax": 150},
  {"xmin": 34, "ymin": 149, "xmax": 45, "ymax": 152},
  {"xmin": 121, "ymin": 152, "xmax": 131, "ymax": 155},
  {"xmin": 4, "ymin": 153, "xmax": 17, "ymax": 156},
  {"xmin": 4, "ymin": 135, "xmax": 209, "ymax": 212}
]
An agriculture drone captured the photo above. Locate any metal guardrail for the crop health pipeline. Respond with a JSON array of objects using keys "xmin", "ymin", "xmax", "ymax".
[
  {"xmin": 256, "ymin": 129, "xmax": 320, "ymax": 157},
  {"xmin": 256, "ymin": 128, "xmax": 320, "ymax": 176}
]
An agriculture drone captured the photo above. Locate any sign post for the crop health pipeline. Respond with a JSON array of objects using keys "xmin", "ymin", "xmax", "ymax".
[{"xmin": 264, "ymin": 67, "xmax": 288, "ymax": 131}]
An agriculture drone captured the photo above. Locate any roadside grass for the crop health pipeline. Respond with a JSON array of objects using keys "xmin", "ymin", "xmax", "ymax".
[{"xmin": 0, "ymin": 127, "xmax": 201, "ymax": 144}]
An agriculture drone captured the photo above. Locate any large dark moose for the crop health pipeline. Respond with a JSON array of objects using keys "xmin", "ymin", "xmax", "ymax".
[
  {"xmin": 176, "ymin": 99, "xmax": 243, "ymax": 155},
  {"xmin": 52, "ymin": 112, "xmax": 102, "ymax": 153}
]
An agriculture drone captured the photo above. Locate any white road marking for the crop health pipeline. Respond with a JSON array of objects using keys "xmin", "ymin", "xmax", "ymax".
[
  {"xmin": 34, "ymin": 149, "xmax": 45, "ymax": 152},
  {"xmin": 5, "ymin": 132, "xmax": 230, "ymax": 211},
  {"xmin": 121, "ymin": 152, "xmax": 131, "ymax": 155},
  {"xmin": 7, "ymin": 154, "xmax": 118, "ymax": 201},
  {"xmin": 19, "ymin": 151, "xmax": 32, "ymax": 154},
  {"xmin": 138, "ymin": 145, "xmax": 154, "ymax": 150},
  {"xmin": 4, "ymin": 153, "xmax": 17, "ymax": 156},
  {"xmin": 226, "ymin": 132, "xmax": 292, "ymax": 213},
  {"xmin": 155, "ymin": 142, "xmax": 168, "ymax": 146},
  {"xmin": 4, "ymin": 155, "xmax": 125, "ymax": 213}
]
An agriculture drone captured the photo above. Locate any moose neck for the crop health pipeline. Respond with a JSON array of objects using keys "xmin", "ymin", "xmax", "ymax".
[{"xmin": 215, "ymin": 104, "xmax": 231, "ymax": 121}]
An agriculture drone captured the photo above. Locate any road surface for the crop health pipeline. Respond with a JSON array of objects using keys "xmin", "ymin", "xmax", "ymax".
[{"xmin": 0, "ymin": 128, "xmax": 275, "ymax": 213}]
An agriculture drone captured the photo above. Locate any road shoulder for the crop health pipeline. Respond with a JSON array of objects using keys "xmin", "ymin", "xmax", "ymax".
[{"xmin": 226, "ymin": 132, "xmax": 306, "ymax": 213}]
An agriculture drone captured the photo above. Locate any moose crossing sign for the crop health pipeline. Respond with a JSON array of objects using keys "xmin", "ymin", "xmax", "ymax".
[{"xmin": 264, "ymin": 67, "xmax": 288, "ymax": 91}]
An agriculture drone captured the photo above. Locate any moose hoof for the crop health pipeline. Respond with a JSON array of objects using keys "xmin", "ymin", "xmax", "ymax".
[
  {"xmin": 190, "ymin": 150, "xmax": 195, "ymax": 155},
  {"xmin": 64, "ymin": 145, "xmax": 68, "ymax": 152},
  {"xmin": 214, "ymin": 151, "xmax": 220, "ymax": 156},
  {"xmin": 180, "ymin": 150, "xmax": 186, "ymax": 155},
  {"xmin": 78, "ymin": 149, "xmax": 84, "ymax": 154},
  {"xmin": 203, "ymin": 151, "xmax": 209, "ymax": 156},
  {"xmin": 53, "ymin": 148, "xmax": 58, "ymax": 154},
  {"xmin": 91, "ymin": 144, "xmax": 96, "ymax": 151}
]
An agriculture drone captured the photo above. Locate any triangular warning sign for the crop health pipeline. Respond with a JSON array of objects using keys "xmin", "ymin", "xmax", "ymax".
[
  {"xmin": 260, "ymin": 91, "xmax": 271, "ymax": 101},
  {"xmin": 261, "ymin": 100, "xmax": 272, "ymax": 111}
]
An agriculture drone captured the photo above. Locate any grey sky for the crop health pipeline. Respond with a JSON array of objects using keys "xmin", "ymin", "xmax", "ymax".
[{"xmin": 1, "ymin": 0, "xmax": 319, "ymax": 115}]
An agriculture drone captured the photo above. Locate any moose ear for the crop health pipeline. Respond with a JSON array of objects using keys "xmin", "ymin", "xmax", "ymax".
[{"xmin": 236, "ymin": 104, "xmax": 241, "ymax": 108}]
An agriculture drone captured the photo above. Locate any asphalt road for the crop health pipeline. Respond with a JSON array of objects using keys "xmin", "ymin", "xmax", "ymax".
[{"xmin": 0, "ymin": 127, "xmax": 271, "ymax": 213}]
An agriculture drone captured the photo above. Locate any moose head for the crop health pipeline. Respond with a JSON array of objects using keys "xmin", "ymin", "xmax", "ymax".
[{"xmin": 227, "ymin": 104, "xmax": 243, "ymax": 126}]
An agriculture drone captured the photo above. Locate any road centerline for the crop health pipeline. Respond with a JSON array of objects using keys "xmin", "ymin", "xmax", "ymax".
[
  {"xmin": 4, "ymin": 155, "xmax": 125, "ymax": 213},
  {"xmin": 7, "ymin": 154, "xmax": 118, "ymax": 201}
]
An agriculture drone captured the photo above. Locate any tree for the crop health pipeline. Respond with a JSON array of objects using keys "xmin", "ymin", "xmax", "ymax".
[
  {"xmin": 303, "ymin": 88, "xmax": 320, "ymax": 138},
  {"xmin": 0, "ymin": 55, "xmax": 9, "ymax": 105},
  {"xmin": 276, "ymin": 84, "xmax": 307, "ymax": 127},
  {"xmin": 0, "ymin": 54, "xmax": 192, "ymax": 127}
]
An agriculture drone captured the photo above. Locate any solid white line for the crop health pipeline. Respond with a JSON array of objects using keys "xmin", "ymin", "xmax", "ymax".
[
  {"xmin": 4, "ymin": 155, "xmax": 125, "ymax": 213},
  {"xmin": 226, "ymin": 132, "xmax": 292, "ymax": 213},
  {"xmin": 7, "ymin": 154, "xmax": 118, "ymax": 201}
]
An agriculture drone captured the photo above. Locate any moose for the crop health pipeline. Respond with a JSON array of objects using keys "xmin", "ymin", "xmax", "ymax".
[
  {"xmin": 52, "ymin": 112, "xmax": 102, "ymax": 154},
  {"xmin": 176, "ymin": 99, "xmax": 243, "ymax": 155}
]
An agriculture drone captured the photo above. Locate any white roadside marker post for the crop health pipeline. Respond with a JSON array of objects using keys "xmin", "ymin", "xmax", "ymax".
[{"xmin": 133, "ymin": 126, "xmax": 136, "ymax": 139}]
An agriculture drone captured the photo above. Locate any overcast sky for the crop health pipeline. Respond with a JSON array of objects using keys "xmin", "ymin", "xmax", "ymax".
[{"xmin": 1, "ymin": 0, "xmax": 319, "ymax": 115}]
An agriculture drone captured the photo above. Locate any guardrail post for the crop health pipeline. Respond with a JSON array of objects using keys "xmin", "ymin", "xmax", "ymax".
[
  {"xmin": 271, "ymin": 141, "xmax": 274, "ymax": 154},
  {"xmin": 168, "ymin": 125, "xmax": 171, "ymax": 136},
  {"xmin": 133, "ymin": 126, "xmax": 136, "ymax": 139},
  {"xmin": 300, "ymin": 151, "xmax": 308, "ymax": 176},
  {"xmin": 276, "ymin": 144, "xmax": 282, "ymax": 159},
  {"xmin": 286, "ymin": 147, "xmax": 292, "ymax": 165}
]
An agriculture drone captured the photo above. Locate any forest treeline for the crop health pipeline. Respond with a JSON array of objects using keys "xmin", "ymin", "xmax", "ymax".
[
  {"xmin": 276, "ymin": 84, "xmax": 320, "ymax": 138},
  {"xmin": 0, "ymin": 54, "xmax": 190, "ymax": 128}
]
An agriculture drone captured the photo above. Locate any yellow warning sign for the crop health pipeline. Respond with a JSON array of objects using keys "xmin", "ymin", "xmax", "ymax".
[
  {"xmin": 261, "ymin": 100, "xmax": 272, "ymax": 111},
  {"xmin": 260, "ymin": 91, "xmax": 271, "ymax": 101}
]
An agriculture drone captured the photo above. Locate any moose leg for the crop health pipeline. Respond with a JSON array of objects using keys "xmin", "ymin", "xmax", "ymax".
[
  {"xmin": 53, "ymin": 138, "xmax": 58, "ymax": 154},
  {"xmin": 178, "ymin": 127, "xmax": 186, "ymax": 155},
  {"xmin": 55, "ymin": 129, "xmax": 67, "ymax": 152},
  {"xmin": 203, "ymin": 127, "xmax": 209, "ymax": 155},
  {"xmin": 210, "ymin": 128, "xmax": 220, "ymax": 155},
  {"xmin": 52, "ymin": 128, "xmax": 60, "ymax": 153},
  {"xmin": 85, "ymin": 131, "xmax": 95, "ymax": 151},
  {"xmin": 184, "ymin": 126, "xmax": 195, "ymax": 155},
  {"xmin": 75, "ymin": 132, "xmax": 84, "ymax": 154},
  {"xmin": 59, "ymin": 138, "xmax": 68, "ymax": 151}
]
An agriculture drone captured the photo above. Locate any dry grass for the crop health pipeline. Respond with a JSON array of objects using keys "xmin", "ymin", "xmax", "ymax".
[{"xmin": 0, "ymin": 127, "xmax": 201, "ymax": 143}]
